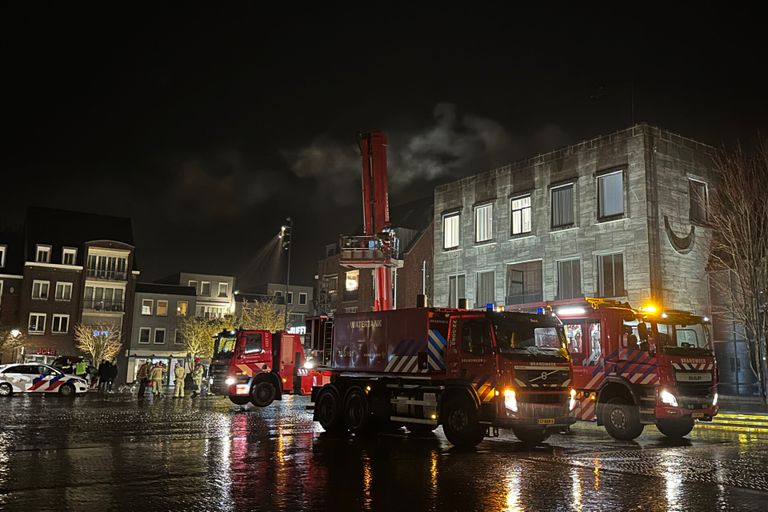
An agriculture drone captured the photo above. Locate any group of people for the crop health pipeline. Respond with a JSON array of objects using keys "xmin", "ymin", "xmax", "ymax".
[
  {"xmin": 60, "ymin": 357, "xmax": 117, "ymax": 391},
  {"xmin": 135, "ymin": 359, "xmax": 206, "ymax": 400}
]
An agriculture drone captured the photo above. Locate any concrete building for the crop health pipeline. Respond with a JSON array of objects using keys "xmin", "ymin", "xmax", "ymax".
[
  {"xmin": 158, "ymin": 272, "xmax": 235, "ymax": 319},
  {"xmin": 125, "ymin": 282, "xmax": 196, "ymax": 385},
  {"xmin": 1, "ymin": 207, "xmax": 139, "ymax": 365},
  {"xmin": 432, "ymin": 124, "xmax": 756, "ymax": 396}
]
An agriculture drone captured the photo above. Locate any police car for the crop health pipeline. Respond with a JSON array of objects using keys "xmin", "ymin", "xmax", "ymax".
[{"xmin": 0, "ymin": 363, "xmax": 88, "ymax": 397}]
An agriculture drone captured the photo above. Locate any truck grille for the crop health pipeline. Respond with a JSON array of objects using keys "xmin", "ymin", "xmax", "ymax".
[
  {"xmin": 518, "ymin": 392, "xmax": 567, "ymax": 406},
  {"xmin": 514, "ymin": 368, "xmax": 570, "ymax": 388},
  {"xmin": 208, "ymin": 363, "xmax": 230, "ymax": 395},
  {"xmin": 677, "ymin": 382, "xmax": 714, "ymax": 409}
]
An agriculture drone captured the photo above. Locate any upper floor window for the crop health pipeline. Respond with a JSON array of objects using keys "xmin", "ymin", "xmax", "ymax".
[
  {"xmin": 36, "ymin": 245, "xmax": 51, "ymax": 263},
  {"xmin": 201, "ymin": 282, "xmax": 211, "ymax": 297},
  {"xmin": 448, "ymin": 274, "xmax": 466, "ymax": 308},
  {"xmin": 142, "ymin": 299, "xmax": 153, "ymax": 316},
  {"xmin": 596, "ymin": 253, "xmax": 625, "ymax": 298},
  {"xmin": 344, "ymin": 270, "xmax": 359, "ymax": 302},
  {"xmin": 689, "ymin": 179, "xmax": 708, "ymax": 224},
  {"xmin": 218, "ymin": 282, "xmax": 228, "ymax": 297},
  {"xmin": 0, "ymin": 245, "xmax": 6, "ymax": 268},
  {"xmin": 475, "ymin": 270, "xmax": 495, "ymax": 308},
  {"xmin": 322, "ymin": 276, "xmax": 338, "ymax": 301},
  {"xmin": 511, "ymin": 195, "xmax": 532, "ymax": 236},
  {"xmin": 32, "ymin": 280, "xmax": 50, "ymax": 300},
  {"xmin": 551, "ymin": 184, "xmax": 575, "ymax": 229},
  {"xmin": 188, "ymin": 280, "xmax": 198, "ymax": 293},
  {"xmin": 475, "ymin": 203, "xmax": 493, "ymax": 243},
  {"xmin": 139, "ymin": 327, "xmax": 151, "ymax": 344},
  {"xmin": 299, "ymin": 293, "xmax": 307, "ymax": 305},
  {"xmin": 287, "ymin": 291, "xmax": 293, "ymax": 304},
  {"xmin": 52, "ymin": 314, "xmax": 70, "ymax": 334},
  {"xmin": 55, "ymin": 282, "xmax": 73, "ymax": 301},
  {"xmin": 177, "ymin": 300, "xmax": 188, "ymax": 317},
  {"xmin": 62, "ymin": 248, "xmax": 77, "ymax": 266},
  {"xmin": 443, "ymin": 212, "xmax": 460, "ymax": 250},
  {"xmin": 597, "ymin": 170, "xmax": 624, "ymax": 220},
  {"xmin": 86, "ymin": 253, "xmax": 128, "ymax": 280},
  {"xmin": 556, "ymin": 259, "xmax": 581, "ymax": 300},
  {"xmin": 505, "ymin": 261, "xmax": 543, "ymax": 305},
  {"xmin": 157, "ymin": 300, "xmax": 169, "ymax": 317},
  {"xmin": 174, "ymin": 329, "xmax": 184, "ymax": 345},
  {"xmin": 28, "ymin": 313, "xmax": 46, "ymax": 334},
  {"xmin": 154, "ymin": 328, "xmax": 166, "ymax": 344}
]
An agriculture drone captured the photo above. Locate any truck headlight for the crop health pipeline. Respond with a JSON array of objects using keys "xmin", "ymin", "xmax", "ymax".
[
  {"xmin": 225, "ymin": 377, "xmax": 236, "ymax": 386},
  {"xmin": 712, "ymin": 393, "xmax": 718, "ymax": 406},
  {"xmin": 569, "ymin": 388, "xmax": 577, "ymax": 411},
  {"xmin": 660, "ymin": 389, "xmax": 678, "ymax": 407},
  {"xmin": 504, "ymin": 388, "xmax": 518, "ymax": 413},
  {"xmin": 304, "ymin": 361, "xmax": 315, "ymax": 369}
]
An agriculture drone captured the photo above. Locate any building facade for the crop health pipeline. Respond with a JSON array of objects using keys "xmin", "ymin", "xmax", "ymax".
[
  {"xmin": 159, "ymin": 272, "xmax": 235, "ymax": 319},
  {"xmin": 265, "ymin": 283, "xmax": 314, "ymax": 332},
  {"xmin": 125, "ymin": 283, "xmax": 196, "ymax": 385}
]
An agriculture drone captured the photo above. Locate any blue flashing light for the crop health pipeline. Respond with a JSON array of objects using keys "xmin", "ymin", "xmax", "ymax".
[
  {"xmin": 536, "ymin": 307, "xmax": 545, "ymax": 315},
  {"xmin": 486, "ymin": 303, "xmax": 494, "ymax": 311}
]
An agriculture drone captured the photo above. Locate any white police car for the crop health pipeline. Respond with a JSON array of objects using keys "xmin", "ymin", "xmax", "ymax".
[{"xmin": 0, "ymin": 363, "xmax": 88, "ymax": 397}]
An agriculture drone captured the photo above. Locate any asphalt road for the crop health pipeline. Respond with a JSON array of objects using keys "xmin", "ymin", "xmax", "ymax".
[{"xmin": 0, "ymin": 392, "xmax": 766, "ymax": 511}]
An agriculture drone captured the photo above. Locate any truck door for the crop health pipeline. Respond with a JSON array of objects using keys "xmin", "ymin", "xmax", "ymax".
[{"xmin": 450, "ymin": 316, "xmax": 496, "ymax": 400}]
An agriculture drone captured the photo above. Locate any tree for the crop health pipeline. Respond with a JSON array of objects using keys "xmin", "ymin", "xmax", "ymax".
[
  {"xmin": 74, "ymin": 323, "xmax": 122, "ymax": 365},
  {"xmin": 178, "ymin": 315, "xmax": 234, "ymax": 360},
  {"xmin": 708, "ymin": 138, "xmax": 768, "ymax": 401},
  {"xmin": 238, "ymin": 298, "xmax": 287, "ymax": 331},
  {"xmin": 0, "ymin": 327, "xmax": 25, "ymax": 361}
]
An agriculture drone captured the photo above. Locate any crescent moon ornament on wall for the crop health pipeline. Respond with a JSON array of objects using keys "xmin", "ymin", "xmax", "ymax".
[{"xmin": 664, "ymin": 215, "xmax": 695, "ymax": 254}]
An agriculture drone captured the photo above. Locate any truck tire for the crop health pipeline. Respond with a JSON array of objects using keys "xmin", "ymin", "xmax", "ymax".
[
  {"xmin": 229, "ymin": 396, "xmax": 250, "ymax": 406},
  {"xmin": 602, "ymin": 397, "xmax": 644, "ymax": 440},
  {"xmin": 344, "ymin": 387, "xmax": 371, "ymax": 434},
  {"xmin": 316, "ymin": 387, "xmax": 346, "ymax": 434},
  {"xmin": 250, "ymin": 381, "xmax": 276, "ymax": 407},
  {"xmin": 442, "ymin": 396, "xmax": 485, "ymax": 448},
  {"xmin": 656, "ymin": 418, "xmax": 695, "ymax": 439},
  {"xmin": 512, "ymin": 427, "xmax": 551, "ymax": 445}
]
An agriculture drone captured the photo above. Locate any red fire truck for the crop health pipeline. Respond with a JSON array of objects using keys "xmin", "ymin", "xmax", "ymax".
[
  {"xmin": 556, "ymin": 298, "xmax": 719, "ymax": 440},
  {"xmin": 208, "ymin": 329, "xmax": 327, "ymax": 406},
  {"xmin": 307, "ymin": 306, "xmax": 577, "ymax": 447}
]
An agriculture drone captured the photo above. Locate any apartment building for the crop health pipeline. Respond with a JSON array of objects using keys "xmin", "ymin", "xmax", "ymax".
[{"xmin": 158, "ymin": 272, "xmax": 235, "ymax": 319}]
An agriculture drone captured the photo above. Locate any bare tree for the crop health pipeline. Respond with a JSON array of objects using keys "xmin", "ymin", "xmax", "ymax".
[
  {"xmin": 239, "ymin": 298, "xmax": 286, "ymax": 332},
  {"xmin": 708, "ymin": 138, "xmax": 768, "ymax": 401},
  {"xmin": 74, "ymin": 323, "xmax": 122, "ymax": 365},
  {"xmin": 178, "ymin": 316, "xmax": 234, "ymax": 360}
]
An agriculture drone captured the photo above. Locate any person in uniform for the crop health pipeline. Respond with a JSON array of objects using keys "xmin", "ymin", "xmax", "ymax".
[
  {"xmin": 173, "ymin": 363, "xmax": 186, "ymax": 398},
  {"xmin": 150, "ymin": 363, "xmax": 165, "ymax": 398},
  {"xmin": 191, "ymin": 360, "xmax": 205, "ymax": 398},
  {"xmin": 136, "ymin": 360, "xmax": 150, "ymax": 398}
]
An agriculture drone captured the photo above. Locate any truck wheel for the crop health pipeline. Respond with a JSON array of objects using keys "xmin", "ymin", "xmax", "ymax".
[
  {"xmin": 602, "ymin": 397, "xmax": 644, "ymax": 440},
  {"xmin": 442, "ymin": 396, "xmax": 485, "ymax": 448},
  {"xmin": 344, "ymin": 388, "xmax": 371, "ymax": 433},
  {"xmin": 317, "ymin": 387, "xmax": 346, "ymax": 434},
  {"xmin": 250, "ymin": 381, "xmax": 276, "ymax": 407},
  {"xmin": 407, "ymin": 424, "xmax": 438, "ymax": 435},
  {"xmin": 229, "ymin": 396, "xmax": 250, "ymax": 406},
  {"xmin": 512, "ymin": 427, "xmax": 551, "ymax": 445},
  {"xmin": 656, "ymin": 418, "xmax": 695, "ymax": 438}
]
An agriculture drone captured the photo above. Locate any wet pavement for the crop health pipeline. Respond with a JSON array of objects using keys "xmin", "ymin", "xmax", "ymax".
[{"xmin": 0, "ymin": 392, "xmax": 766, "ymax": 512}]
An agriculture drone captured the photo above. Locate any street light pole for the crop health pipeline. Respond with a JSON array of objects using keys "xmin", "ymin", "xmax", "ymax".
[{"xmin": 281, "ymin": 218, "xmax": 293, "ymax": 330}]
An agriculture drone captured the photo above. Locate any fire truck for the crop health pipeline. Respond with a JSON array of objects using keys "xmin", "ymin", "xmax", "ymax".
[
  {"xmin": 307, "ymin": 306, "xmax": 577, "ymax": 447},
  {"xmin": 208, "ymin": 328, "xmax": 326, "ymax": 406},
  {"xmin": 556, "ymin": 298, "xmax": 719, "ymax": 440}
]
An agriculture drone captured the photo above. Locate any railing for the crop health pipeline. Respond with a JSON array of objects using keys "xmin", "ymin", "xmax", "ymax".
[
  {"xmin": 86, "ymin": 268, "xmax": 128, "ymax": 281},
  {"xmin": 338, "ymin": 235, "xmax": 402, "ymax": 268},
  {"xmin": 83, "ymin": 299, "xmax": 125, "ymax": 312}
]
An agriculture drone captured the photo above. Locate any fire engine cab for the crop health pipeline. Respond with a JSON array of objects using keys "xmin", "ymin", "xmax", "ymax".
[{"xmin": 557, "ymin": 298, "xmax": 719, "ymax": 440}]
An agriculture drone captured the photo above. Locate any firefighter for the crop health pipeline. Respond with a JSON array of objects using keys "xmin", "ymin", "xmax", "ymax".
[
  {"xmin": 136, "ymin": 360, "xmax": 150, "ymax": 399},
  {"xmin": 191, "ymin": 360, "xmax": 205, "ymax": 398},
  {"xmin": 150, "ymin": 363, "xmax": 165, "ymax": 397},
  {"xmin": 173, "ymin": 363, "xmax": 186, "ymax": 398}
]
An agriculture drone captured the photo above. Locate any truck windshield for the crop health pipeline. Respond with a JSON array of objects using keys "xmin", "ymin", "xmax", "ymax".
[
  {"xmin": 213, "ymin": 333, "xmax": 237, "ymax": 360},
  {"xmin": 492, "ymin": 315, "xmax": 569, "ymax": 361},
  {"xmin": 654, "ymin": 322, "xmax": 712, "ymax": 356}
]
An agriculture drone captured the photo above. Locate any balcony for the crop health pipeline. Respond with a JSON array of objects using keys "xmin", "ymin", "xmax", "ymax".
[
  {"xmin": 86, "ymin": 268, "xmax": 128, "ymax": 281},
  {"xmin": 83, "ymin": 299, "xmax": 125, "ymax": 312}
]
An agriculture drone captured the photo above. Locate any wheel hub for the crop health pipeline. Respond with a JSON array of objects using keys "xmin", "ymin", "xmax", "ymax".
[{"xmin": 609, "ymin": 407, "xmax": 627, "ymax": 430}]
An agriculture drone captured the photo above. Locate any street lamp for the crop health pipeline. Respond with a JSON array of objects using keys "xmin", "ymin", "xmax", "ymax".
[
  {"xmin": 10, "ymin": 329, "xmax": 21, "ymax": 338},
  {"xmin": 280, "ymin": 217, "xmax": 293, "ymax": 329}
]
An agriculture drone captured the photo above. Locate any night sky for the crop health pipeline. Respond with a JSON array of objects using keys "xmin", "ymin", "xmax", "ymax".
[{"xmin": 3, "ymin": 5, "xmax": 765, "ymax": 289}]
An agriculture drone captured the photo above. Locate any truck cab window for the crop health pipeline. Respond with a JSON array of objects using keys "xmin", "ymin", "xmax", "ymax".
[
  {"xmin": 564, "ymin": 323, "xmax": 584, "ymax": 364},
  {"xmin": 461, "ymin": 319, "xmax": 492, "ymax": 355},
  {"xmin": 244, "ymin": 333, "xmax": 263, "ymax": 354}
]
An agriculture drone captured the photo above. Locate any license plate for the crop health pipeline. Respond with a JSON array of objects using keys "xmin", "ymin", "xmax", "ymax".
[
  {"xmin": 692, "ymin": 412, "xmax": 704, "ymax": 418},
  {"xmin": 537, "ymin": 418, "xmax": 555, "ymax": 425}
]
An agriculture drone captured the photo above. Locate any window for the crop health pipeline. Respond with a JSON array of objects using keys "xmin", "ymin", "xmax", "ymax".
[
  {"xmin": 62, "ymin": 248, "xmax": 77, "ymax": 265},
  {"xmin": 157, "ymin": 300, "xmax": 168, "ymax": 317},
  {"xmin": 201, "ymin": 282, "xmax": 211, "ymax": 296},
  {"xmin": 32, "ymin": 280, "xmax": 50, "ymax": 300},
  {"xmin": 475, "ymin": 203, "xmax": 493, "ymax": 243},
  {"xmin": 563, "ymin": 323, "xmax": 585, "ymax": 364},
  {"xmin": 511, "ymin": 195, "xmax": 532, "ymax": 235},
  {"xmin": 0, "ymin": 280, "xmax": 3, "ymax": 306},
  {"xmin": 461, "ymin": 319, "xmax": 492, "ymax": 355},
  {"xmin": 154, "ymin": 328, "xmax": 166, "ymax": 344},
  {"xmin": 86, "ymin": 253, "xmax": 128, "ymax": 280},
  {"xmin": 448, "ymin": 274, "xmax": 466, "ymax": 308},
  {"xmin": 475, "ymin": 271, "xmax": 495, "ymax": 308},
  {"xmin": 218, "ymin": 282, "xmax": 228, "ymax": 297},
  {"xmin": 84, "ymin": 285, "xmax": 124, "ymax": 311},
  {"xmin": 551, "ymin": 184, "xmax": 575, "ymax": 228},
  {"xmin": 505, "ymin": 261, "xmax": 543, "ymax": 305},
  {"xmin": 322, "ymin": 276, "xmax": 338, "ymax": 302},
  {"xmin": 52, "ymin": 314, "xmax": 69, "ymax": 334},
  {"xmin": 299, "ymin": 292, "xmax": 307, "ymax": 305},
  {"xmin": 36, "ymin": 245, "xmax": 51, "ymax": 263},
  {"xmin": 201, "ymin": 305, "xmax": 227, "ymax": 319},
  {"xmin": 598, "ymin": 170, "xmax": 624, "ymax": 219},
  {"xmin": 0, "ymin": 245, "xmax": 6, "ymax": 268},
  {"xmin": 689, "ymin": 179, "xmax": 708, "ymax": 224},
  {"xmin": 139, "ymin": 328, "xmax": 151, "ymax": 344},
  {"xmin": 28, "ymin": 313, "xmax": 46, "ymax": 334},
  {"xmin": 177, "ymin": 300, "xmax": 188, "ymax": 317},
  {"xmin": 344, "ymin": 270, "xmax": 359, "ymax": 302},
  {"xmin": 174, "ymin": 329, "xmax": 183, "ymax": 345},
  {"xmin": 188, "ymin": 280, "xmax": 198, "ymax": 293},
  {"xmin": 55, "ymin": 282, "xmax": 73, "ymax": 301},
  {"xmin": 287, "ymin": 291, "xmax": 293, "ymax": 304},
  {"xmin": 585, "ymin": 322, "xmax": 602, "ymax": 365},
  {"xmin": 244, "ymin": 333, "xmax": 263, "ymax": 353},
  {"xmin": 142, "ymin": 299, "xmax": 153, "ymax": 316},
  {"xmin": 596, "ymin": 253, "xmax": 625, "ymax": 298},
  {"xmin": 556, "ymin": 259, "xmax": 581, "ymax": 300},
  {"xmin": 443, "ymin": 212, "xmax": 460, "ymax": 249}
]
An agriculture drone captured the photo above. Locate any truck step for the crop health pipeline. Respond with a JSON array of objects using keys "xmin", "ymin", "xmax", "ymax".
[{"xmin": 390, "ymin": 415, "xmax": 438, "ymax": 425}]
